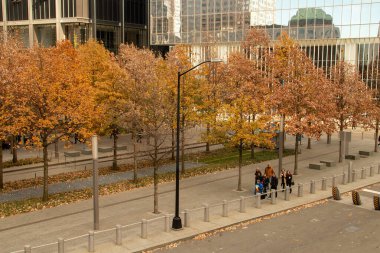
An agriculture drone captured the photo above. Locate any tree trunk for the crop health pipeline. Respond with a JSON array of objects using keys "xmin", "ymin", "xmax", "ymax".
[
  {"xmin": 237, "ymin": 139, "xmax": 243, "ymax": 191},
  {"xmin": 54, "ymin": 140, "xmax": 59, "ymax": 159},
  {"xmin": 206, "ymin": 123, "xmax": 210, "ymax": 152},
  {"xmin": 11, "ymin": 135, "xmax": 17, "ymax": 163},
  {"xmin": 112, "ymin": 133, "xmax": 118, "ymax": 170},
  {"xmin": 327, "ymin": 134, "xmax": 331, "ymax": 144},
  {"xmin": 153, "ymin": 137, "xmax": 159, "ymax": 214},
  {"xmin": 0, "ymin": 142, "xmax": 3, "ymax": 189},
  {"xmin": 171, "ymin": 127, "xmax": 175, "ymax": 160},
  {"xmin": 42, "ymin": 139, "xmax": 49, "ymax": 201},
  {"xmin": 250, "ymin": 143, "xmax": 255, "ymax": 159},
  {"xmin": 294, "ymin": 134, "xmax": 299, "ymax": 175},
  {"xmin": 338, "ymin": 118, "xmax": 344, "ymax": 163},
  {"xmin": 307, "ymin": 137, "xmax": 311, "ymax": 149},
  {"xmin": 133, "ymin": 142, "xmax": 138, "ymax": 181},
  {"xmin": 375, "ymin": 119, "xmax": 379, "ymax": 152}
]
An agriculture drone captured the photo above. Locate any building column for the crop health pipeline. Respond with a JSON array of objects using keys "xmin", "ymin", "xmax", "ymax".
[
  {"xmin": 56, "ymin": 0, "xmax": 64, "ymax": 42},
  {"xmin": 344, "ymin": 42, "xmax": 358, "ymax": 66},
  {"xmin": 2, "ymin": 0, "xmax": 7, "ymax": 35},
  {"xmin": 28, "ymin": 0, "xmax": 34, "ymax": 47}
]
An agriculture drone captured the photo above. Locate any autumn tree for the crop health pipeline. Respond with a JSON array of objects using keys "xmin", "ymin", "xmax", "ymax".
[
  {"xmin": 21, "ymin": 41, "xmax": 99, "ymax": 201},
  {"xmin": 329, "ymin": 61, "xmax": 374, "ymax": 161},
  {"xmin": 166, "ymin": 46, "xmax": 200, "ymax": 174},
  {"xmin": 269, "ymin": 33, "xmax": 334, "ymax": 174},
  {"xmin": 0, "ymin": 34, "xmax": 27, "ymax": 189},
  {"xmin": 77, "ymin": 40, "xmax": 127, "ymax": 170}
]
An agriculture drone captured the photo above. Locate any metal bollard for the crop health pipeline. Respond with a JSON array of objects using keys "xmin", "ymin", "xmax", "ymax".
[
  {"xmin": 222, "ymin": 200, "xmax": 228, "ymax": 217},
  {"xmin": 58, "ymin": 238, "xmax": 64, "ymax": 253},
  {"xmin": 348, "ymin": 161, "xmax": 353, "ymax": 183},
  {"xmin": 342, "ymin": 173, "xmax": 346, "ymax": 185},
  {"xmin": 310, "ymin": 180, "xmax": 316, "ymax": 194},
  {"xmin": 88, "ymin": 231, "xmax": 94, "ymax": 252},
  {"xmin": 141, "ymin": 219, "xmax": 147, "ymax": 239},
  {"xmin": 322, "ymin": 178, "xmax": 327, "ymax": 190},
  {"xmin": 240, "ymin": 196, "xmax": 246, "ymax": 213},
  {"xmin": 297, "ymin": 183, "xmax": 303, "ymax": 197},
  {"xmin": 285, "ymin": 187, "xmax": 290, "ymax": 201},
  {"xmin": 165, "ymin": 214, "xmax": 171, "ymax": 232},
  {"xmin": 184, "ymin": 209, "xmax": 190, "ymax": 227},
  {"xmin": 203, "ymin": 204, "xmax": 210, "ymax": 222},
  {"xmin": 116, "ymin": 225, "xmax": 122, "ymax": 246},
  {"xmin": 332, "ymin": 175, "xmax": 337, "ymax": 187},
  {"xmin": 271, "ymin": 190, "xmax": 277, "ymax": 204},
  {"xmin": 352, "ymin": 170, "xmax": 356, "ymax": 182},
  {"xmin": 255, "ymin": 194, "xmax": 261, "ymax": 208},
  {"xmin": 370, "ymin": 166, "xmax": 375, "ymax": 177},
  {"xmin": 24, "ymin": 245, "xmax": 31, "ymax": 253},
  {"xmin": 361, "ymin": 168, "xmax": 367, "ymax": 179}
]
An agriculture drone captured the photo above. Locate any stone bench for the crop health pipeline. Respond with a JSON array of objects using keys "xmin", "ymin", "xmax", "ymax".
[
  {"xmin": 116, "ymin": 145, "xmax": 127, "ymax": 151},
  {"xmin": 359, "ymin": 150, "xmax": 373, "ymax": 156},
  {"xmin": 309, "ymin": 163, "xmax": 326, "ymax": 170},
  {"xmin": 64, "ymin": 151, "xmax": 81, "ymax": 157},
  {"xmin": 81, "ymin": 148, "xmax": 92, "ymax": 155},
  {"xmin": 98, "ymin": 146, "xmax": 113, "ymax": 153},
  {"xmin": 345, "ymin": 154, "xmax": 360, "ymax": 160},
  {"xmin": 320, "ymin": 160, "xmax": 336, "ymax": 167}
]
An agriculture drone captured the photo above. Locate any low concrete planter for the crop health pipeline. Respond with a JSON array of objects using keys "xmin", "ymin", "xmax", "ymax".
[
  {"xmin": 64, "ymin": 151, "xmax": 81, "ymax": 157},
  {"xmin": 309, "ymin": 163, "xmax": 326, "ymax": 170},
  {"xmin": 345, "ymin": 154, "xmax": 360, "ymax": 160},
  {"xmin": 320, "ymin": 160, "xmax": 336, "ymax": 167},
  {"xmin": 98, "ymin": 146, "xmax": 113, "ymax": 153}
]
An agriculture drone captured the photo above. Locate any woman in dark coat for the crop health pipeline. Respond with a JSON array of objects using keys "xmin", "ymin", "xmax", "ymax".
[
  {"xmin": 285, "ymin": 170, "xmax": 293, "ymax": 193},
  {"xmin": 280, "ymin": 169, "xmax": 286, "ymax": 191}
]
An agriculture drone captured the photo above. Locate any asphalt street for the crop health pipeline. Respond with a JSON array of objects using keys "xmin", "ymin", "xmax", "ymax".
[{"xmin": 152, "ymin": 185, "xmax": 380, "ymax": 253}]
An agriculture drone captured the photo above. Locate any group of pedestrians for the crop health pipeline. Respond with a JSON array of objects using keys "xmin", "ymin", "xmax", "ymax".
[{"xmin": 254, "ymin": 164, "xmax": 294, "ymax": 199}]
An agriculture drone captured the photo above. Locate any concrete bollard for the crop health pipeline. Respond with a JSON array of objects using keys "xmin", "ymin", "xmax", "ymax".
[
  {"xmin": 297, "ymin": 183, "xmax": 303, "ymax": 197},
  {"xmin": 285, "ymin": 187, "xmax": 290, "ymax": 201},
  {"xmin": 342, "ymin": 173, "xmax": 346, "ymax": 185},
  {"xmin": 271, "ymin": 190, "xmax": 277, "ymax": 204},
  {"xmin": 116, "ymin": 225, "xmax": 122, "ymax": 246},
  {"xmin": 88, "ymin": 231, "xmax": 95, "ymax": 252},
  {"xmin": 165, "ymin": 214, "xmax": 171, "ymax": 232},
  {"xmin": 310, "ymin": 180, "xmax": 316, "ymax": 194},
  {"xmin": 361, "ymin": 168, "xmax": 366, "ymax": 179},
  {"xmin": 370, "ymin": 166, "xmax": 375, "ymax": 177},
  {"xmin": 58, "ymin": 238, "xmax": 64, "ymax": 253},
  {"xmin": 222, "ymin": 200, "xmax": 228, "ymax": 217},
  {"xmin": 240, "ymin": 196, "xmax": 246, "ymax": 213},
  {"xmin": 352, "ymin": 170, "xmax": 356, "ymax": 182},
  {"xmin": 141, "ymin": 219, "xmax": 147, "ymax": 239},
  {"xmin": 184, "ymin": 209, "xmax": 190, "ymax": 227},
  {"xmin": 24, "ymin": 245, "xmax": 31, "ymax": 253},
  {"xmin": 203, "ymin": 204, "xmax": 210, "ymax": 222},
  {"xmin": 332, "ymin": 175, "xmax": 336, "ymax": 187},
  {"xmin": 255, "ymin": 194, "xmax": 261, "ymax": 208},
  {"xmin": 322, "ymin": 177, "xmax": 327, "ymax": 191}
]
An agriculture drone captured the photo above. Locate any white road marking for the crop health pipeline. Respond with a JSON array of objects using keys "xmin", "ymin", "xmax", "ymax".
[{"xmin": 363, "ymin": 189, "xmax": 380, "ymax": 195}]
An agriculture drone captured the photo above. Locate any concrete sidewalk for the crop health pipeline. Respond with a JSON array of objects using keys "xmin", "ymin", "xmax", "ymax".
[{"xmin": 1, "ymin": 131, "xmax": 379, "ymax": 253}]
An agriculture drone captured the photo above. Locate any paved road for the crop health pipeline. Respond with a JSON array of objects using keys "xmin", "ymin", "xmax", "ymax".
[{"xmin": 152, "ymin": 196, "xmax": 380, "ymax": 253}]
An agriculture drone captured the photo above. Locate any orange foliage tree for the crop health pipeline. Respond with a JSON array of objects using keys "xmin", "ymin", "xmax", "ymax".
[
  {"xmin": 269, "ymin": 33, "xmax": 334, "ymax": 174},
  {"xmin": 329, "ymin": 61, "xmax": 374, "ymax": 161},
  {"xmin": 21, "ymin": 41, "xmax": 99, "ymax": 201}
]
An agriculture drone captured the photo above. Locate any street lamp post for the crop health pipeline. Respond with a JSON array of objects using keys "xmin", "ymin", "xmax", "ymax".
[
  {"xmin": 172, "ymin": 59, "xmax": 222, "ymax": 230},
  {"xmin": 92, "ymin": 135, "xmax": 99, "ymax": 230}
]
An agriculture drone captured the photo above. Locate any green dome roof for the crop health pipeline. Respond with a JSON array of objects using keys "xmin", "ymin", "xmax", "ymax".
[{"xmin": 290, "ymin": 8, "xmax": 333, "ymax": 21}]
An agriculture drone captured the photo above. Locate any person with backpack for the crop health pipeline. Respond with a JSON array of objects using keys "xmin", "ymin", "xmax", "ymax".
[
  {"xmin": 286, "ymin": 170, "xmax": 293, "ymax": 193},
  {"xmin": 270, "ymin": 173, "xmax": 279, "ymax": 198},
  {"xmin": 254, "ymin": 168, "xmax": 262, "ymax": 184}
]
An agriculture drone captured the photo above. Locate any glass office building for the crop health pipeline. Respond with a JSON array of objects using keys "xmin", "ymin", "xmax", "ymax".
[
  {"xmin": 151, "ymin": 0, "xmax": 380, "ymax": 89},
  {"xmin": 0, "ymin": 0, "xmax": 149, "ymax": 51}
]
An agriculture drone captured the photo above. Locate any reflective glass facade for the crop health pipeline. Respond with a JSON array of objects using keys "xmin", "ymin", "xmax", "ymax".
[{"xmin": 150, "ymin": 0, "xmax": 380, "ymax": 89}]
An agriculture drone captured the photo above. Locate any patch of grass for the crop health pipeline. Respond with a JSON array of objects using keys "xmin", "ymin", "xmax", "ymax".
[{"xmin": 2, "ymin": 157, "xmax": 45, "ymax": 169}]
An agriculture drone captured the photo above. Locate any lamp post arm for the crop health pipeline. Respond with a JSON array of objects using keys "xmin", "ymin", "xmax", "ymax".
[{"xmin": 179, "ymin": 60, "xmax": 211, "ymax": 77}]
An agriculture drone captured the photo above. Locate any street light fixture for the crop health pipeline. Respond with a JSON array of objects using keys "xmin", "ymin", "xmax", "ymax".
[{"xmin": 172, "ymin": 58, "xmax": 223, "ymax": 230}]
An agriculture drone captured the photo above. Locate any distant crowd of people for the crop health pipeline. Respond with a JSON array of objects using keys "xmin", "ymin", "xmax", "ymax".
[{"xmin": 254, "ymin": 164, "xmax": 294, "ymax": 199}]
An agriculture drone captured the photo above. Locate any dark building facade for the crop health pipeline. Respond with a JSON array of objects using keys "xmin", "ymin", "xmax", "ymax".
[{"xmin": 0, "ymin": 0, "xmax": 149, "ymax": 51}]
